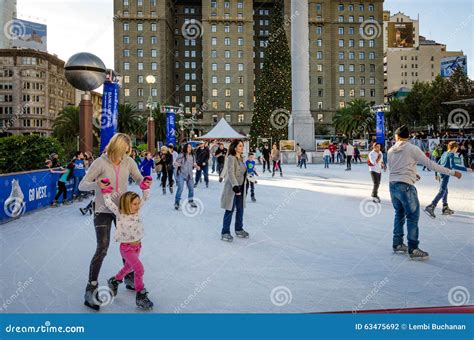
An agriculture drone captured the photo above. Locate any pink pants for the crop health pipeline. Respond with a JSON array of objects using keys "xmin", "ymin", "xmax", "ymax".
[{"xmin": 115, "ymin": 243, "xmax": 144, "ymax": 292}]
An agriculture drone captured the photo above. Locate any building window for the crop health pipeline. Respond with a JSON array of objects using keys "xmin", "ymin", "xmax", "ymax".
[
  {"xmin": 338, "ymin": 52, "xmax": 344, "ymax": 60},
  {"xmin": 338, "ymin": 15, "xmax": 344, "ymax": 22},
  {"xmin": 137, "ymin": 36, "xmax": 143, "ymax": 44},
  {"xmin": 123, "ymin": 36, "xmax": 129, "ymax": 44},
  {"xmin": 359, "ymin": 4, "xmax": 364, "ymax": 11},
  {"xmin": 238, "ymin": 114, "xmax": 244, "ymax": 122},
  {"xmin": 212, "ymin": 63, "xmax": 217, "ymax": 71},
  {"xmin": 151, "ymin": 62, "xmax": 157, "ymax": 70},
  {"xmin": 239, "ymin": 89, "xmax": 244, "ymax": 96},
  {"xmin": 339, "ymin": 89, "xmax": 345, "ymax": 97},
  {"xmin": 151, "ymin": 23, "xmax": 157, "ymax": 31},
  {"xmin": 123, "ymin": 23, "xmax": 129, "ymax": 31},
  {"xmin": 138, "ymin": 62, "xmax": 143, "ymax": 70},
  {"xmin": 317, "ymin": 64, "xmax": 323, "ymax": 72},
  {"xmin": 317, "ymin": 102, "xmax": 323, "ymax": 109},
  {"xmin": 338, "ymin": 4, "xmax": 344, "ymax": 11},
  {"xmin": 339, "ymin": 64, "xmax": 344, "ymax": 72},
  {"xmin": 123, "ymin": 49, "xmax": 130, "ymax": 57},
  {"xmin": 316, "ymin": 39, "xmax": 322, "ymax": 47},
  {"xmin": 123, "ymin": 76, "xmax": 130, "ymax": 83},
  {"xmin": 123, "ymin": 62, "xmax": 130, "ymax": 70},
  {"xmin": 339, "ymin": 76, "xmax": 345, "ymax": 85},
  {"xmin": 368, "ymin": 4, "xmax": 374, "ymax": 11},
  {"xmin": 225, "ymin": 89, "xmax": 231, "ymax": 97},
  {"xmin": 349, "ymin": 77, "xmax": 355, "ymax": 84},
  {"xmin": 225, "ymin": 101, "xmax": 231, "ymax": 109},
  {"xmin": 151, "ymin": 49, "xmax": 157, "ymax": 57},
  {"xmin": 212, "ymin": 37, "xmax": 217, "ymax": 45},
  {"xmin": 151, "ymin": 36, "xmax": 157, "ymax": 44},
  {"xmin": 137, "ymin": 23, "xmax": 143, "ymax": 31},
  {"xmin": 225, "ymin": 76, "xmax": 231, "ymax": 84},
  {"xmin": 338, "ymin": 27, "xmax": 344, "ymax": 35},
  {"xmin": 224, "ymin": 37, "xmax": 230, "ymax": 45},
  {"xmin": 212, "ymin": 76, "xmax": 217, "ymax": 84},
  {"xmin": 225, "ymin": 51, "xmax": 231, "ymax": 58},
  {"xmin": 211, "ymin": 24, "xmax": 217, "ymax": 32},
  {"xmin": 370, "ymin": 89, "xmax": 376, "ymax": 97},
  {"xmin": 137, "ymin": 49, "xmax": 143, "ymax": 58},
  {"xmin": 238, "ymin": 38, "xmax": 244, "ymax": 46},
  {"xmin": 225, "ymin": 63, "xmax": 231, "ymax": 71},
  {"xmin": 225, "ymin": 114, "xmax": 231, "ymax": 122},
  {"xmin": 238, "ymin": 64, "xmax": 244, "ymax": 71},
  {"xmin": 316, "ymin": 52, "xmax": 323, "ymax": 60},
  {"xmin": 338, "ymin": 39, "xmax": 344, "ymax": 47},
  {"xmin": 212, "ymin": 89, "xmax": 218, "ymax": 97},
  {"xmin": 316, "ymin": 26, "xmax": 322, "ymax": 34},
  {"xmin": 339, "ymin": 102, "xmax": 345, "ymax": 108}
]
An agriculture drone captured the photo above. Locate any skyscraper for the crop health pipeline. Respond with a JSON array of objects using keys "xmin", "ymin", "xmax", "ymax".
[
  {"xmin": 0, "ymin": 0, "xmax": 18, "ymax": 49},
  {"xmin": 113, "ymin": 0, "xmax": 384, "ymax": 136}
]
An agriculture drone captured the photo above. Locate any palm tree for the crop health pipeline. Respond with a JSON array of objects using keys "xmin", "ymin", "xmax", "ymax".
[
  {"xmin": 117, "ymin": 103, "xmax": 143, "ymax": 137},
  {"xmin": 53, "ymin": 105, "xmax": 79, "ymax": 142},
  {"xmin": 332, "ymin": 99, "xmax": 373, "ymax": 137},
  {"xmin": 152, "ymin": 107, "xmax": 166, "ymax": 143}
]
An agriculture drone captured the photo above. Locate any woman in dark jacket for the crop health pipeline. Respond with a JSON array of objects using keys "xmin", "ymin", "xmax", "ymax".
[{"xmin": 157, "ymin": 146, "xmax": 174, "ymax": 194}]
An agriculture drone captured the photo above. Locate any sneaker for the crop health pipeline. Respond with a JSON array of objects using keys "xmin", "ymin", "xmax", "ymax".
[
  {"xmin": 136, "ymin": 289, "xmax": 154, "ymax": 310},
  {"xmin": 188, "ymin": 201, "xmax": 198, "ymax": 208},
  {"xmin": 393, "ymin": 244, "xmax": 408, "ymax": 253},
  {"xmin": 221, "ymin": 233, "xmax": 234, "ymax": 242},
  {"xmin": 409, "ymin": 248, "xmax": 429, "ymax": 260},
  {"xmin": 107, "ymin": 276, "xmax": 122, "ymax": 297},
  {"xmin": 174, "ymin": 202, "xmax": 179, "ymax": 210},
  {"xmin": 424, "ymin": 205, "xmax": 436, "ymax": 219},
  {"xmin": 442, "ymin": 205, "xmax": 454, "ymax": 215},
  {"xmin": 235, "ymin": 229, "xmax": 249, "ymax": 238}
]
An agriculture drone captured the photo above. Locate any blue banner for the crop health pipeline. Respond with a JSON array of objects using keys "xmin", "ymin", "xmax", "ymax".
[
  {"xmin": 0, "ymin": 314, "xmax": 472, "ymax": 339},
  {"xmin": 376, "ymin": 111, "xmax": 385, "ymax": 146},
  {"xmin": 100, "ymin": 82, "xmax": 119, "ymax": 154},
  {"xmin": 0, "ymin": 170, "xmax": 74, "ymax": 223},
  {"xmin": 166, "ymin": 110, "xmax": 176, "ymax": 146}
]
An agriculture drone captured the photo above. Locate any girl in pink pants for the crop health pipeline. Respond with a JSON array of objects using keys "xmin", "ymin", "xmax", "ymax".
[{"xmin": 102, "ymin": 177, "xmax": 154, "ymax": 310}]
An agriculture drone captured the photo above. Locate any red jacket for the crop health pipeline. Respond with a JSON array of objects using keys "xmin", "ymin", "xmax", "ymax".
[{"xmin": 328, "ymin": 144, "xmax": 336, "ymax": 154}]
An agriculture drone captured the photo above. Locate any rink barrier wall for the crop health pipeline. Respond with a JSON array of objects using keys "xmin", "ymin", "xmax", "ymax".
[{"xmin": 0, "ymin": 168, "xmax": 75, "ymax": 224}]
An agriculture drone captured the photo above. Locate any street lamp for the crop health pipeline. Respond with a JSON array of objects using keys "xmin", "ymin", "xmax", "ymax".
[{"xmin": 146, "ymin": 75, "xmax": 156, "ymax": 154}]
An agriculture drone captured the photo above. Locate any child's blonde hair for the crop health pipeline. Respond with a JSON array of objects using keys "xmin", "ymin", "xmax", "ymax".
[
  {"xmin": 447, "ymin": 141, "xmax": 458, "ymax": 151},
  {"xmin": 105, "ymin": 133, "xmax": 132, "ymax": 164},
  {"xmin": 119, "ymin": 191, "xmax": 141, "ymax": 215}
]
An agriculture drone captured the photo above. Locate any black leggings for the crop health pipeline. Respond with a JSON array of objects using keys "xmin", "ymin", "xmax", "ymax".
[
  {"xmin": 54, "ymin": 181, "xmax": 67, "ymax": 201},
  {"xmin": 161, "ymin": 168, "xmax": 174, "ymax": 188},
  {"xmin": 272, "ymin": 160, "xmax": 282, "ymax": 174},
  {"xmin": 89, "ymin": 213, "xmax": 115, "ymax": 282}
]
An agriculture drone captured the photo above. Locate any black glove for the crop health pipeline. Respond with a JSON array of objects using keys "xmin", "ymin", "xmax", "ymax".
[{"xmin": 232, "ymin": 186, "xmax": 241, "ymax": 194}]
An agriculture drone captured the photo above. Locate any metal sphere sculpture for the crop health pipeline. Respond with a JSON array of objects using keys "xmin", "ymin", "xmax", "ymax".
[{"xmin": 64, "ymin": 52, "xmax": 106, "ymax": 91}]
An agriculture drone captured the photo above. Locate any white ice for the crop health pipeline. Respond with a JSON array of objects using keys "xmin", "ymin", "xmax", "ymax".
[{"xmin": 1, "ymin": 163, "xmax": 473, "ymax": 313}]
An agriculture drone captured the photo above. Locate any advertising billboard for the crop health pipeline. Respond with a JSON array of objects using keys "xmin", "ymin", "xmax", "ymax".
[
  {"xmin": 387, "ymin": 22, "xmax": 414, "ymax": 48},
  {"xmin": 440, "ymin": 56, "xmax": 467, "ymax": 77},
  {"xmin": 10, "ymin": 19, "xmax": 47, "ymax": 51}
]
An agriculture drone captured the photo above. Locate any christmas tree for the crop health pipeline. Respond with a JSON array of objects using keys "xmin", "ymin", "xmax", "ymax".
[{"xmin": 249, "ymin": 0, "xmax": 291, "ymax": 148}]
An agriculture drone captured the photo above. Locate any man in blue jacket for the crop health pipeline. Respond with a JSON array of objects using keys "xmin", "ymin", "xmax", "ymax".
[
  {"xmin": 73, "ymin": 151, "xmax": 86, "ymax": 200},
  {"xmin": 425, "ymin": 141, "xmax": 472, "ymax": 218}
]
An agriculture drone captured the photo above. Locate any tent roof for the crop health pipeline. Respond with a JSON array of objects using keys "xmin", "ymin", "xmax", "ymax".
[{"xmin": 198, "ymin": 118, "xmax": 248, "ymax": 140}]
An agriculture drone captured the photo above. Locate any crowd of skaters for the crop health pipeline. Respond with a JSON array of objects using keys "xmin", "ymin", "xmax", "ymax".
[{"xmin": 37, "ymin": 127, "xmax": 473, "ymax": 311}]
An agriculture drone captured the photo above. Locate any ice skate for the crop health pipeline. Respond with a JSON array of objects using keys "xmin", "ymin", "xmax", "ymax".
[
  {"xmin": 169, "ymin": 186, "xmax": 173, "ymax": 194},
  {"xmin": 251, "ymin": 196, "xmax": 256, "ymax": 202},
  {"xmin": 162, "ymin": 187, "xmax": 166, "ymax": 195},
  {"xmin": 372, "ymin": 196, "xmax": 381, "ymax": 203},
  {"xmin": 188, "ymin": 201, "xmax": 198, "ymax": 208},
  {"xmin": 221, "ymin": 233, "xmax": 233, "ymax": 242},
  {"xmin": 424, "ymin": 205, "xmax": 436, "ymax": 219},
  {"xmin": 442, "ymin": 205, "xmax": 454, "ymax": 215},
  {"xmin": 84, "ymin": 282, "xmax": 101, "ymax": 311},
  {"xmin": 235, "ymin": 229, "xmax": 249, "ymax": 238},
  {"xmin": 409, "ymin": 248, "xmax": 429, "ymax": 260},
  {"xmin": 136, "ymin": 289, "xmax": 154, "ymax": 310},
  {"xmin": 107, "ymin": 276, "xmax": 122, "ymax": 297},
  {"xmin": 393, "ymin": 244, "xmax": 408, "ymax": 253},
  {"xmin": 174, "ymin": 202, "xmax": 180, "ymax": 210}
]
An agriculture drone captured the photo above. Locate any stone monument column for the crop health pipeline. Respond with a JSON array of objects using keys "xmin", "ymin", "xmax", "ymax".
[{"xmin": 288, "ymin": 0, "xmax": 315, "ymax": 151}]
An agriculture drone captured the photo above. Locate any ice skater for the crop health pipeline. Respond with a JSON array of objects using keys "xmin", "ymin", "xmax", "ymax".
[
  {"xmin": 262, "ymin": 143, "xmax": 271, "ymax": 173},
  {"xmin": 368, "ymin": 143, "xmax": 385, "ymax": 203},
  {"xmin": 299, "ymin": 149, "xmax": 308, "ymax": 169},
  {"xmin": 221, "ymin": 140, "xmax": 249, "ymax": 242},
  {"xmin": 424, "ymin": 141, "xmax": 472, "ymax": 218},
  {"xmin": 345, "ymin": 142, "xmax": 354, "ymax": 171},
  {"xmin": 323, "ymin": 148, "xmax": 331, "ymax": 168},
  {"xmin": 194, "ymin": 141, "xmax": 210, "ymax": 188},
  {"xmin": 271, "ymin": 143, "xmax": 283, "ymax": 177},
  {"xmin": 50, "ymin": 162, "xmax": 75, "ymax": 207},
  {"xmin": 157, "ymin": 146, "xmax": 174, "ymax": 195},
  {"xmin": 104, "ymin": 185, "xmax": 154, "ymax": 310},
  {"xmin": 245, "ymin": 152, "xmax": 259, "ymax": 202},
  {"xmin": 388, "ymin": 126, "xmax": 462, "ymax": 260},
  {"xmin": 174, "ymin": 143, "xmax": 199, "ymax": 210}
]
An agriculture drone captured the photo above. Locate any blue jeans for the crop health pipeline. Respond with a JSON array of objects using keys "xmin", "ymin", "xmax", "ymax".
[
  {"xmin": 389, "ymin": 182, "xmax": 420, "ymax": 250},
  {"xmin": 195, "ymin": 164, "xmax": 209, "ymax": 185},
  {"xmin": 324, "ymin": 156, "xmax": 330, "ymax": 168},
  {"xmin": 211, "ymin": 156, "xmax": 217, "ymax": 172},
  {"xmin": 73, "ymin": 175, "xmax": 84, "ymax": 196},
  {"xmin": 431, "ymin": 176, "xmax": 449, "ymax": 207},
  {"xmin": 221, "ymin": 193, "xmax": 244, "ymax": 235},
  {"xmin": 300, "ymin": 159, "xmax": 306, "ymax": 168},
  {"xmin": 175, "ymin": 175, "xmax": 194, "ymax": 204}
]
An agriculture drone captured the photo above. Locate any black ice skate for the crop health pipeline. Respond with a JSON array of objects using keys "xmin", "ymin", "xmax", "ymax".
[
  {"xmin": 235, "ymin": 229, "xmax": 249, "ymax": 238},
  {"xmin": 372, "ymin": 196, "xmax": 381, "ymax": 203},
  {"xmin": 107, "ymin": 276, "xmax": 122, "ymax": 297},
  {"xmin": 188, "ymin": 201, "xmax": 198, "ymax": 208},
  {"xmin": 174, "ymin": 202, "xmax": 180, "ymax": 210},
  {"xmin": 162, "ymin": 187, "xmax": 166, "ymax": 195},
  {"xmin": 124, "ymin": 272, "xmax": 135, "ymax": 291},
  {"xmin": 424, "ymin": 205, "xmax": 436, "ymax": 219},
  {"xmin": 169, "ymin": 186, "xmax": 174, "ymax": 194},
  {"xmin": 251, "ymin": 196, "xmax": 256, "ymax": 202},
  {"xmin": 409, "ymin": 248, "xmax": 429, "ymax": 260},
  {"xmin": 393, "ymin": 244, "xmax": 408, "ymax": 253},
  {"xmin": 84, "ymin": 282, "xmax": 101, "ymax": 311},
  {"xmin": 136, "ymin": 289, "xmax": 154, "ymax": 310}
]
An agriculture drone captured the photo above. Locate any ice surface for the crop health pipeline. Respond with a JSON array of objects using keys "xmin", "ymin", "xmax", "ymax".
[{"xmin": 1, "ymin": 163, "xmax": 472, "ymax": 313}]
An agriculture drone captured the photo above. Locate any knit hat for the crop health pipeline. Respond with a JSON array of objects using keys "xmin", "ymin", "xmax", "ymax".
[{"xmin": 394, "ymin": 125, "xmax": 409, "ymax": 139}]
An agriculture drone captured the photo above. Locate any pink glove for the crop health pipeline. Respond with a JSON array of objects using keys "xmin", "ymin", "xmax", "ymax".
[
  {"xmin": 140, "ymin": 176, "xmax": 152, "ymax": 190},
  {"xmin": 100, "ymin": 178, "xmax": 113, "ymax": 194}
]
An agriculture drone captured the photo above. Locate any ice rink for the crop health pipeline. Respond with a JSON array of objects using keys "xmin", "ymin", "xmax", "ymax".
[{"xmin": 1, "ymin": 162, "xmax": 473, "ymax": 313}]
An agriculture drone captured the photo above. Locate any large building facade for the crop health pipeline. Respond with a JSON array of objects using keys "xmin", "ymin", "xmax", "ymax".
[
  {"xmin": 114, "ymin": 0, "xmax": 384, "ymax": 135},
  {"xmin": 0, "ymin": 49, "xmax": 75, "ymax": 136},
  {"xmin": 383, "ymin": 11, "xmax": 464, "ymax": 97}
]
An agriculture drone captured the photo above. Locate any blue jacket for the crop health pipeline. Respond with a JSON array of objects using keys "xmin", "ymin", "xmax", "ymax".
[
  {"xmin": 438, "ymin": 152, "xmax": 466, "ymax": 177},
  {"xmin": 245, "ymin": 160, "xmax": 257, "ymax": 176},
  {"xmin": 73, "ymin": 159, "xmax": 85, "ymax": 177},
  {"xmin": 139, "ymin": 158, "xmax": 155, "ymax": 176}
]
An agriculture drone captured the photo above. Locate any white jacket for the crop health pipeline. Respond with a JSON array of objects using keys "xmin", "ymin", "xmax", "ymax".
[{"xmin": 104, "ymin": 190, "xmax": 149, "ymax": 243}]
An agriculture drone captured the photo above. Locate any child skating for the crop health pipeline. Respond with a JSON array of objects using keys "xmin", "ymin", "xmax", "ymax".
[
  {"xmin": 102, "ymin": 177, "xmax": 155, "ymax": 310},
  {"xmin": 245, "ymin": 152, "xmax": 259, "ymax": 202}
]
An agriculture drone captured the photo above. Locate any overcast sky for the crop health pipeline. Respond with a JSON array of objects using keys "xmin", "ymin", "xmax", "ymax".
[{"xmin": 16, "ymin": 0, "xmax": 474, "ymax": 78}]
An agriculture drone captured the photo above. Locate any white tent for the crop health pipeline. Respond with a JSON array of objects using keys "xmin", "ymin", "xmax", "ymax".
[{"xmin": 198, "ymin": 118, "xmax": 248, "ymax": 141}]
